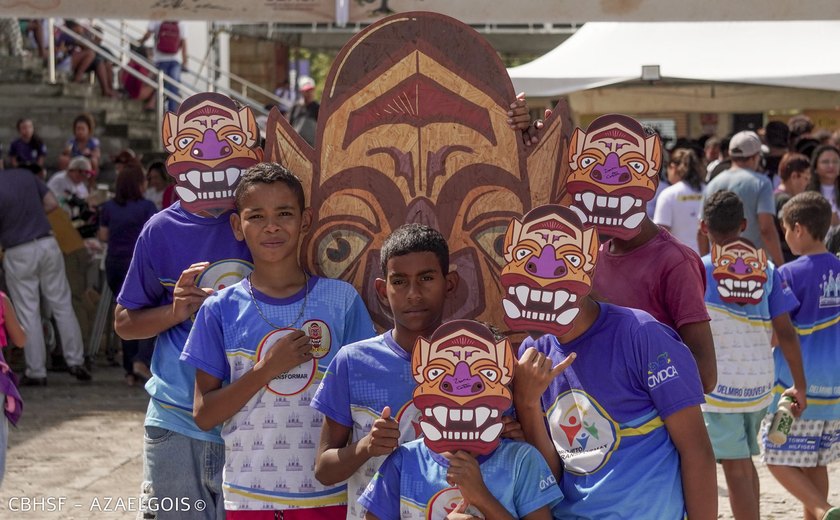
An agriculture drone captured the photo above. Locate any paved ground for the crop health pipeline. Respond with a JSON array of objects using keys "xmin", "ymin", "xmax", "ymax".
[{"xmin": 0, "ymin": 359, "xmax": 837, "ymax": 519}]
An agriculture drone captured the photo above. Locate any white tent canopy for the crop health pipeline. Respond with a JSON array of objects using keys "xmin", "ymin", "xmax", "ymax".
[{"xmin": 508, "ymin": 22, "xmax": 840, "ymax": 97}]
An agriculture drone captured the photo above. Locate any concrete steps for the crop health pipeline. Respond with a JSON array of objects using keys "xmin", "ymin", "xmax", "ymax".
[{"xmin": 0, "ymin": 56, "xmax": 162, "ymax": 182}]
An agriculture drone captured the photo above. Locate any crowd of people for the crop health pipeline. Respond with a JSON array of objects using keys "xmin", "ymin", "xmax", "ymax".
[{"xmin": 0, "ymin": 42, "xmax": 838, "ymax": 520}]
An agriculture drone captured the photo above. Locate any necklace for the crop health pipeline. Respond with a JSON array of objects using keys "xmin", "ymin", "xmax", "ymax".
[{"xmin": 247, "ymin": 272, "xmax": 310, "ymax": 330}]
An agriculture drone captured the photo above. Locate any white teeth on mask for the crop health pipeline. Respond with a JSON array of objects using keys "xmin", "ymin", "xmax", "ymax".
[
  {"xmin": 186, "ymin": 170, "xmax": 201, "ymax": 189},
  {"xmin": 723, "ymin": 279, "xmax": 734, "ymax": 289},
  {"xmin": 747, "ymin": 280, "xmax": 757, "ymax": 290},
  {"xmin": 175, "ymin": 186, "xmax": 197, "ymax": 202},
  {"xmin": 581, "ymin": 192, "xmax": 596, "ymax": 211},
  {"xmin": 717, "ymin": 286, "xmax": 731, "ymax": 298},
  {"xmin": 596, "ymin": 195, "xmax": 607, "ymax": 207},
  {"xmin": 556, "ymin": 308, "xmax": 580, "ymax": 325},
  {"xmin": 433, "ymin": 406, "xmax": 448, "ymax": 427},
  {"xmin": 622, "ymin": 212, "xmax": 645, "ymax": 229},
  {"xmin": 607, "ymin": 196, "xmax": 619, "ymax": 208},
  {"xmin": 226, "ymin": 167, "xmax": 240, "ymax": 186},
  {"xmin": 515, "ymin": 286, "xmax": 530, "ymax": 306},
  {"xmin": 462, "ymin": 409, "xmax": 474, "ymax": 422},
  {"xmin": 752, "ymin": 289, "xmax": 764, "ymax": 299},
  {"xmin": 554, "ymin": 290, "xmax": 570, "ymax": 310},
  {"xmin": 179, "ymin": 174, "xmax": 186, "ymax": 182},
  {"xmin": 202, "ymin": 171, "xmax": 213, "ymax": 183},
  {"xmin": 620, "ymin": 195, "xmax": 635, "ymax": 214},
  {"xmin": 214, "ymin": 170, "xmax": 224, "ymax": 182},
  {"xmin": 450, "ymin": 409, "xmax": 461, "ymax": 421},
  {"xmin": 420, "ymin": 421, "xmax": 442, "ymax": 441},
  {"xmin": 570, "ymin": 205, "xmax": 588, "ymax": 223},
  {"xmin": 475, "ymin": 407, "xmax": 490, "ymax": 428},
  {"xmin": 503, "ymin": 299, "xmax": 522, "ymax": 319},
  {"xmin": 479, "ymin": 423, "xmax": 503, "ymax": 442}
]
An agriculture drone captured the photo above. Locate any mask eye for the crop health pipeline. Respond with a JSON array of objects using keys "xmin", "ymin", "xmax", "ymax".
[
  {"xmin": 479, "ymin": 368, "xmax": 499, "ymax": 382},
  {"xmin": 177, "ymin": 136, "xmax": 194, "ymax": 149},
  {"xmin": 580, "ymin": 156, "xmax": 596, "ymax": 168},
  {"xmin": 514, "ymin": 248, "xmax": 531, "ymax": 261},
  {"xmin": 750, "ymin": 261, "xmax": 761, "ymax": 269},
  {"xmin": 228, "ymin": 134, "xmax": 244, "ymax": 146},
  {"xmin": 720, "ymin": 258, "xmax": 730, "ymax": 266},
  {"xmin": 628, "ymin": 161, "xmax": 645, "ymax": 173},
  {"xmin": 565, "ymin": 254, "xmax": 582, "ymax": 268},
  {"xmin": 426, "ymin": 368, "xmax": 445, "ymax": 381},
  {"xmin": 472, "ymin": 224, "xmax": 508, "ymax": 269},
  {"xmin": 314, "ymin": 226, "xmax": 372, "ymax": 279}
]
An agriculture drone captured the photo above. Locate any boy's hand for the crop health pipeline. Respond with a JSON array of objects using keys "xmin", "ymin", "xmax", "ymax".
[
  {"xmin": 361, "ymin": 406, "xmax": 400, "ymax": 457},
  {"xmin": 500, "ymin": 415, "xmax": 524, "ymax": 441},
  {"xmin": 172, "ymin": 262, "xmax": 213, "ymax": 322},
  {"xmin": 514, "ymin": 348, "xmax": 575, "ymax": 409},
  {"xmin": 446, "ymin": 451, "xmax": 489, "ymax": 505},
  {"xmin": 257, "ymin": 330, "xmax": 312, "ymax": 380},
  {"xmin": 782, "ymin": 387, "xmax": 808, "ymax": 417}
]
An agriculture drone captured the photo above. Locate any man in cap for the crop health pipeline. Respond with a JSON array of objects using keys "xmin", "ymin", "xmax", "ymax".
[
  {"xmin": 288, "ymin": 75, "xmax": 320, "ymax": 145},
  {"xmin": 699, "ymin": 131, "xmax": 784, "ymax": 265}
]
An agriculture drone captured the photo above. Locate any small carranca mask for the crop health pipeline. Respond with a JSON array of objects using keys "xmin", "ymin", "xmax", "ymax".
[{"xmin": 711, "ymin": 237, "xmax": 768, "ymax": 305}]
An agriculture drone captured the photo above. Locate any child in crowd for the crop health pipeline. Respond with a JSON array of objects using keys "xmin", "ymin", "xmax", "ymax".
[
  {"xmin": 310, "ymin": 224, "xmax": 461, "ymax": 519},
  {"xmin": 358, "ymin": 320, "xmax": 562, "ymax": 520},
  {"xmin": 699, "ymin": 190, "xmax": 807, "ymax": 519},
  {"xmin": 774, "ymin": 153, "xmax": 812, "ymax": 263},
  {"xmin": 182, "ymin": 163, "xmax": 375, "ymax": 518},
  {"xmin": 513, "ymin": 208, "xmax": 717, "ymax": 519},
  {"xmin": 8, "ymin": 118, "xmax": 46, "ymax": 169},
  {"xmin": 765, "ymin": 191, "xmax": 840, "ymax": 520},
  {"xmin": 0, "ymin": 290, "xmax": 25, "ymax": 486}
]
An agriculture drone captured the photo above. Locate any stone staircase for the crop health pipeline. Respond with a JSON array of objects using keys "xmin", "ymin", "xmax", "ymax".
[{"xmin": 0, "ymin": 55, "xmax": 163, "ymax": 184}]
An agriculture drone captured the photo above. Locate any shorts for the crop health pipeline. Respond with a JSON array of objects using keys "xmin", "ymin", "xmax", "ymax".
[
  {"xmin": 761, "ymin": 417, "xmax": 840, "ymax": 467},
  {"xmin": 703, "ymin": 408, "xmax": 767, "ymax": 460},
  {"xmin": 226, "ymin": 505, "xmax": 347, "ymax": 520}
]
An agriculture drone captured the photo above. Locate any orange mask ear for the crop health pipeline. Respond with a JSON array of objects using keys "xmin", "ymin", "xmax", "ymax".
[
  {"xmin": 581, "ymin": 226, "xmax": 599, "ymax": 272},
  {"xmin": 503, "ymin": 218, "xmax": 523, "ymax": 263},
  {"xmin": 495, "ymin": 338, "xmax": 515, "ymax": 386},
  {"xmin": 568, "ymin": 127, "xmax": 587, "ymax": 171},
  {"xmin": 757, "ymin": 248, "xmax": 768, "ymax": 269},
  {"xmin": 162, "ymin": 112, "xmax": 179, "ymax": 154},
  {"xmin": 238, "ymin": 106, "xmax": 260, "ymax": 149},
  {"xmin": 645, "ymin": 133, "xmax": 662, "ymax": 178},
  {"xmin": 711, "ymin": 243, "xmax": 723, "ymax": 265},
  {"xmin": 411, "ymin": 337, "xmax": 431, "ymax": 384}
]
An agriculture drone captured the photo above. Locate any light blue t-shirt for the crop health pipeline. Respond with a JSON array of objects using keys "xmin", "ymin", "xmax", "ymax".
[
  {"xmin": 774, "ymin": 253, "xmax": 840, "ymax": 420},
  {"xmin": 358, "ymin": 438, "xmax": 562, "ymax": 520},
  {"xmin": 311, "ymin": 331, "xmax": 420, "ymax": 519},
  {"xmin": 703, "ymin": 167, "xmax": 775, "ymax": 248},
  {"xmin": 702, "ymin": 255, "xmax": 798, "ymax": 412},
  {"xmin": 117, "ymin": 202, "xmax": 253, "ymax": 443},
  {"xmin": 181, "ymin": 276, "xmax": 375, "ymax": 511}
]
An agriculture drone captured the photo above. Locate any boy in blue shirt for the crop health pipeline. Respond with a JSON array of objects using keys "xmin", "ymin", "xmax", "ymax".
[
  {"xmin": 181, "ymin": 163, "xmax": 375, "ymax": 518},
  {"xmin": 699, "ymin": 190, "xmax": 807, "ymax": 519},
  {"xmin": 764, "ymin": 191, "xmax": 840, "ymax": 520}
]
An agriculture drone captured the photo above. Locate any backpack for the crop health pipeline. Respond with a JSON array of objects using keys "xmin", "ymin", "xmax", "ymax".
[{"xmin": 155, "ymin": 21, "xmax": 181, "ymax": 54}]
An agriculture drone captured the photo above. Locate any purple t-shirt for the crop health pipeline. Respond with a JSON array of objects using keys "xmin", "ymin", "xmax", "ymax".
[
  {"xmin": 118, "ymin": 201, "xmax": 253, "ymax": 442},
  {"xmin": 594, "ymin": 227, "xmax": 710, "ymax": 330},
  {"xmin": 100, "ymin": 198, "xmax": 157, "ymax": 259},
  {"xmin": 0, "ymin": 168, "xmax": 53, "ymax": 249},
  {"xmin": 518, "ymin": 303, "xmax": 705, "ymax": 519},
  {"xmin": 9, "ymin": 138, "xmax": 46, "ymax": 165}
]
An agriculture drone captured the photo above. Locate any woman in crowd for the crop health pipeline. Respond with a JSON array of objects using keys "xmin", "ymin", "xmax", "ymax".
[
  {"xmin": 98, "ymin": 162, "xmax": 157, "ymax": 385},
  {"xmin": 58, "ymin": 113, "xmax": 101, "ymax": 175},
  {"xmin": 7, "ymin": 118, "xmax": 46, "ymax": 169},
  {"xmin": 807, "ymin": 144, "xmax": 840, "ymax": 227},
  {"xmin": 144, "ymin": 161, "xmax": 173, "ymax": 211},
  {"xmin": 653, "ymin": 148, "xmax": 706, "ymax": 253}
]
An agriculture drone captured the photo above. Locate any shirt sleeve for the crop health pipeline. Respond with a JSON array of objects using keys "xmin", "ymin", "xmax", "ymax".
[
  {"xmin": 633, "ymin": 321, "xmax": 705, "ymax": 419},
  {"xmin": 310, "ymin": 348, "xmax": 353, "ymax": 427},
  {"xmin": 652, "ymin": 189, "xmax": 673, "ymax": 227},
  {"xmin": 513, "ymin": 445, "xmax": 564, "ymax": 516},
  {"xmin": 756, "ymin": 177, "xmax": 775, "ymax": 216},
  {"xmin": 343, "ymin": 291, "xmax": 376, "ymax": 345},
  {"xmin": 116, "ymin": 230, "xmax": 166, "ymax": 310},
  {"xmin": 776, "ymin": 265, "xmax": 801, "ymax": 317},
  {"xmin": 100, "ymin": 203, "xmax": 111, "ymax": 228},
  {"xmin": 767, "ymin": 267, "xmax": 799, "ymax": 319},
  {"xmin": 180, "ymin": 296, "xmax": 229, "ymax": 381},
  {"xmin": 662, "ymin": 253, "xmax": 711, "ymax": 329},
  {"xmin": 357, "ymin": 448, "xmax": 403, "ymax": 520}
]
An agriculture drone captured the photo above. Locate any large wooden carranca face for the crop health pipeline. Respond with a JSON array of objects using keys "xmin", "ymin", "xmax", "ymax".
[{"xmin": 266, "ymin": 11, "xmax": 571, "ymax": 330}]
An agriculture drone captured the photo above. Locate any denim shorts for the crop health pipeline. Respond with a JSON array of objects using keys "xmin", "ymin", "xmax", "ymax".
[{"xmin": 140, "ymin": 426, "xmax": 225, "ymax": 520}]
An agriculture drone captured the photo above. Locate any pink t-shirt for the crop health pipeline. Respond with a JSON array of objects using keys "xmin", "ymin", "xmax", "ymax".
[{"xmin": 594, "ymin": 228, "xmax": 710, "ymax": 330}]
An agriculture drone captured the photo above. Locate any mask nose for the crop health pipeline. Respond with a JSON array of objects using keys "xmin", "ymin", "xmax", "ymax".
[
  {"xmin": 728, "ymin": 257, "xmax": 753, "ymax": 275},
  {"xmin": 525, "ymin": 245, "xmax": 567, "ymax": 278},
  {"xmin": 591, "ymin": 152, "xmax": 632, "ymax": 185},
  {"xmin": 190, "ymin": 129, "xmax": 232, "ymax": 161},
  {"xmin": 440, "ymin": 362, "xmax": 484, "ymax": 397}
]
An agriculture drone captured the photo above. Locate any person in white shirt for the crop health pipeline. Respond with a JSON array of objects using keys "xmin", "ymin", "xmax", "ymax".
[
  {"xmin": 654, "ymin": 148, "xmax": 705, "ymax": 253},
  {"xmin": 806, "ymin": 144, "xmax": 840, "ymax": 227},
  {"xmin": 47, "ymin": 156, "xmax": 92, "ymax": 216}
]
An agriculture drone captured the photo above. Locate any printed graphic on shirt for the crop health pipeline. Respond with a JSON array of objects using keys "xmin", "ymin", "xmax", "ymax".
[
  {"xmin": 303, "ymin": 319, "xmax": 332, "ymax": 359},
  {"xmin": 712, "ymin": 237, "xmax": 768, "ymax": 306},
  {"xmin": 197, "ymin": 259, "xmax": 254, "ymax": 292},
  {"xmin": 646, "ymin": 352, "xmax": 681, "ymax": 389},
  {"xmin": 255, "ymin": 328, "xmax": 318, "ymax": 396},
  {"xmin": 547, "ymin": 390, "xmax": 619, "ymax": 475},
  {"xmin": 819, "ymin": 270, "xmax": 840, "ymax": 308},
  {"xmin": 425, "ymin": 488, "xmax": 484, "ymax": 520},
  {"xmin": 566, "ymin": 114, "xmax": 662, "ymax": 240},
  {"xmin": 412, "ymin": 321, "xmax": 513, "ymax": 456},
  {"xmin": 500, "ymin": 204, "xmax": 597, "ymax": 336}
]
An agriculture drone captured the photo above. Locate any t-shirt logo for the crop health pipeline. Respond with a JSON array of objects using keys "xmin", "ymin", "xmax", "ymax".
[
  {"xmin": 547, "ymin": 390, "xmax": 618, "ymax": 475},
  {"xmin": 647, "ymin": 352, "xmax": 679, "ymax": 389},
  {"xmin": 303, "ymin": 319, "xmax": 332, "ymax": 359},
  {"xmin": 395, "ymin": 402, "xmax": 424, "ymax": 441},
  {"xmin": 819, "ymin": 270, "xmax": 840, "ymax": 308},
  {"xmin": 426, "ymin": 487, "xmax": 484, "ymax": 520},
  {"xmin": 256, "ymin": 328, "xmax": 317, "ymax": 396}
]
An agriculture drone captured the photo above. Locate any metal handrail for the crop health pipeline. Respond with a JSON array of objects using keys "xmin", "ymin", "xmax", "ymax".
[{"xmin": 95, "ymin": 19, "xmax": 285, "ymax": 107}]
